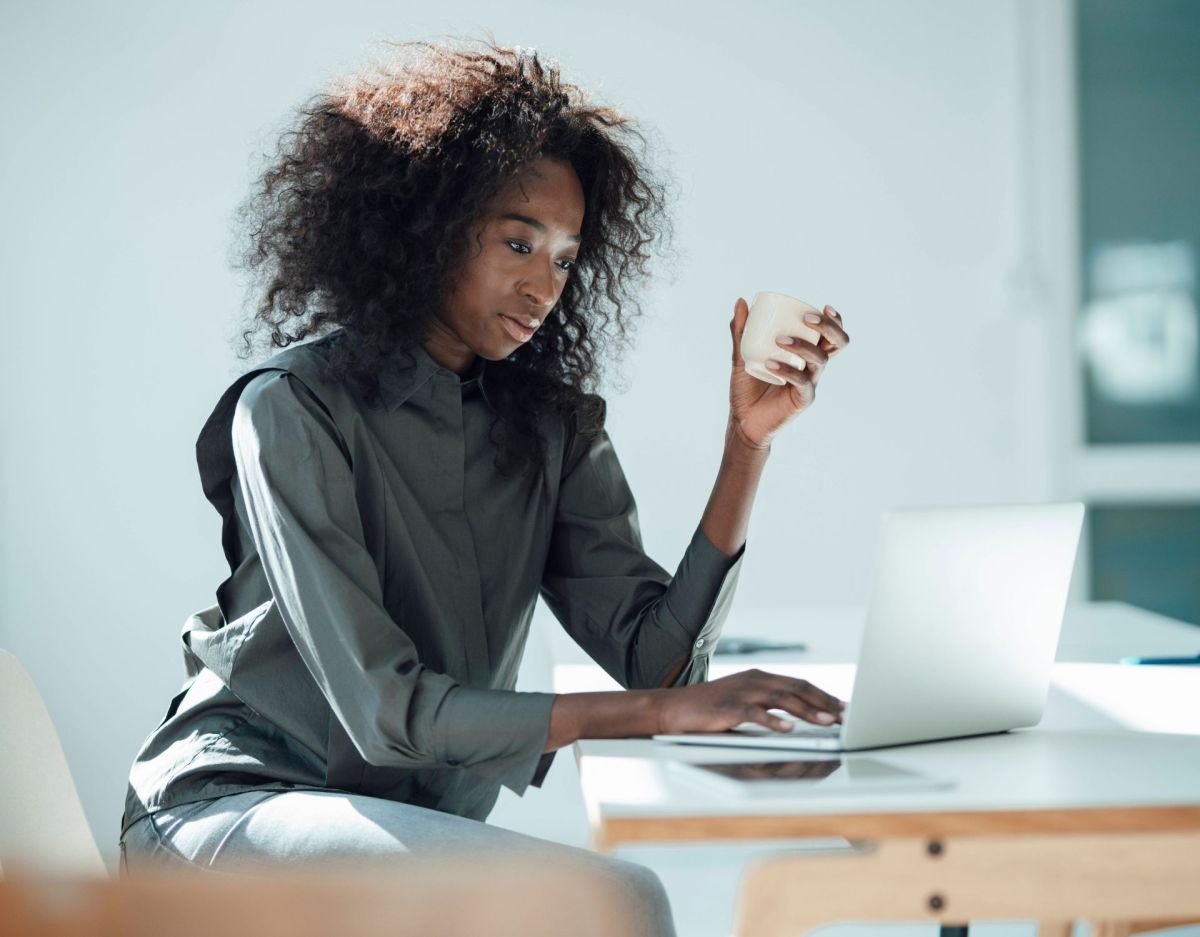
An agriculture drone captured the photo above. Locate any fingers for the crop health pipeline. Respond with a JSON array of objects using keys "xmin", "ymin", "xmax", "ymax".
[
  {"xmin": 736, "ymin": 669, "xmax": 846, "ymax": 728},
  {"xmin": 767, "ymin": 336, "xmax": 826, "ymax": 393},
  {"xmin": 796, "ymin": 306, "xmax": 850, "ymax": 357},
  {"xmin": 773, "ymin": 339, "xmax": 828, "ymax": 371},
  {"xmin": 730, "ymin": 297, "xmax": 749, "ymax": 366},
  {"xmin": 785, "ymin": 676, "xmax": 846, "ymax": 717},
  {"xmin": 820, "ymin": 305, "xmax": 850, "ymax": 353},
  {"xmin": 740, "ymin": 703, "xmax": 796, "ymax": 733},
  {"xmin": 683, "ymin": 670, "xmax": 847, "ymax": 736},
  {"xmin": 762, "ymin": 694, "xmax": 838, "ymax": 726},
  {"xmin": 803, "ymin": 320, "xmax": 849, "ymax": 351},
  {"xmin": 766, "ymin": 353, "xmax": 820, "ymax": 392}
]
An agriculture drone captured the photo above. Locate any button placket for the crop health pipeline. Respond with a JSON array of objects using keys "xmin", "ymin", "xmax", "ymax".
[{"xmin": 438, "ymin": 374, "xmax": 491, "ymax": 685}]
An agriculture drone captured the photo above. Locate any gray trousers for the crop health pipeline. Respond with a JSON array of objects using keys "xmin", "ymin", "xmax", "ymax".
[{"xmin": 119, "ymin": 789, "xmax": 676, "ymax": 937}]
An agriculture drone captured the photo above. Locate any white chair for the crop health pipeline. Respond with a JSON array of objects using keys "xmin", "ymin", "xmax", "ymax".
[{"xmin": 0, "ymin": 648, "xmax": 107, "ymax": 878}]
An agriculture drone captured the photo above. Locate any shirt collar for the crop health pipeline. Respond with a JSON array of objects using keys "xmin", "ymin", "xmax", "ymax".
[{"xmin": 377, "ymin": 338, "xmax": 494, "ymax": 411}]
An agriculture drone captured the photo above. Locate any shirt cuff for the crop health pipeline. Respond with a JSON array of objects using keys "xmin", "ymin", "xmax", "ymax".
[
  {"xmin": 530, "ymin": 750, "xmax": 557, "ymax": 788},
  {"xmin": 656, "ymin": 523, "xmax": 746, "ymax": 684},
  {"xmin": 434, "ymin": 687, "xmax": 557, "ymax": 796}
]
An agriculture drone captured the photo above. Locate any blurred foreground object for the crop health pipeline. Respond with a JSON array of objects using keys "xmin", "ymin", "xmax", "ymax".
[{"xmin": 0, "ymin": 859, "xmax": 638, "ymax": 937}]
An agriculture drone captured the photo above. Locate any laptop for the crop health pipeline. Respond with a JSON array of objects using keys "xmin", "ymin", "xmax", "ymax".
[{"xmin": 654, "ymin": 502, "xmax": 1085, "ymax": 752}]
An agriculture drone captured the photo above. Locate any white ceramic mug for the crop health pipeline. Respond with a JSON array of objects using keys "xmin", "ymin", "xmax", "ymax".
[{"xmin": 739, "ymin": 291, "xmax": 823, "ymax": 385}]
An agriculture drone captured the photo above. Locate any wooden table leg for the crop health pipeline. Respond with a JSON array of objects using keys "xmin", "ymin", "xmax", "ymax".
[{"xmin": 733, "ymin": 832, "xmax": 1200, "ymax": 937}]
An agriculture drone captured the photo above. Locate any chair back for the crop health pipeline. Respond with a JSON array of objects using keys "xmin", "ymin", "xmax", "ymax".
[{"xmin": 0, "ymin": 649, "xmax": 107, "ymax": 878}]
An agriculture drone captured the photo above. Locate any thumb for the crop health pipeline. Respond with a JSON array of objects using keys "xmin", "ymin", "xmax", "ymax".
[{"xmin": 730, "ymin": 296, "xmax": 749, "ymax": 367}]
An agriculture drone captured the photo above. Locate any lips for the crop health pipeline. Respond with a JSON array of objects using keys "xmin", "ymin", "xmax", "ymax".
[{"xmin": 499, "ymin": 314, "xmax": 537, "ymax": 342}]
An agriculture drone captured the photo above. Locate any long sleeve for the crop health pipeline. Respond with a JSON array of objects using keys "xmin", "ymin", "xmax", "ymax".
[
  {"xmin": 539, "ymin": 411, "xmax": 746, "ymax": 690},
  {"xmin": 231, "ymin": 371, "xmax": 555, "ymax": 795}
]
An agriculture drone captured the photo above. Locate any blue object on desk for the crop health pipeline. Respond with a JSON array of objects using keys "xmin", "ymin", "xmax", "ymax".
[
  {"xmin": 1120, "ymin": 653, "xmax": 1200, "ymax": 665},
  {"xmin": 714, "ymin": 638, "xmax": 808, "ymax": 656}
]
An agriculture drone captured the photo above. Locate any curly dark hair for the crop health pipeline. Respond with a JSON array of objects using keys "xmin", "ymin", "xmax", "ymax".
[{"xmin": 230, "ymin": 36, "xmax": 675, "ymax": 481}]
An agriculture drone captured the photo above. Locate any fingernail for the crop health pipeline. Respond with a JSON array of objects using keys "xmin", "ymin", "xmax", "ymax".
[
  {"xmin": 816, "ymin": 712, "xmax": 835, "ymax": 723},
  {"xmin": 765, "ymin": 360, "xmax": 781, "ymax": 370},
  {"xmin": 776, "ymin": 335, "xmax": 794, "ymax": 345},
  {"xmin": 804, "ymin": 313, "xmax": 822, "ymax": 324}
]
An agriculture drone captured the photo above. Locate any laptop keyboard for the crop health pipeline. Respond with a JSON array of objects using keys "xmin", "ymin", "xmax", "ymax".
[{"xmin": 731, "ymin": 716, "xmax": 842, "ymax": 738}]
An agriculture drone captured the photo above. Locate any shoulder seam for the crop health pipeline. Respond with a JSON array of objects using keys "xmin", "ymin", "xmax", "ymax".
[{"xmin": 236, "ymin": 368, "xmax": 353, "ymax": 469}]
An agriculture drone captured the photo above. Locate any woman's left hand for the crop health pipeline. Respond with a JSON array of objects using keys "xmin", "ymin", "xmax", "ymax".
[{"xmin": 727, "ymin": 297, "xmax": 850, "ymax": 449}]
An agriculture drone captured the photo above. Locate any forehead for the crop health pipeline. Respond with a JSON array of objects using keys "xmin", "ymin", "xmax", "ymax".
[{"xmin": 488, "ymin": 158, "xmax": 584, "ymax": 226}]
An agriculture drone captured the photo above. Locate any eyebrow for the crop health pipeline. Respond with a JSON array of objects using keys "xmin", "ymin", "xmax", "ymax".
[{"xmin": 499, "ymin": 212, "xmax": 582, "ymax": 243}]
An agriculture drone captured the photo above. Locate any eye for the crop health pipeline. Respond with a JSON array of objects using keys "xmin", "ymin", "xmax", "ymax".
[{"xmin": 508, "ymin": 240, "xmax": 577, "ymax": 274}]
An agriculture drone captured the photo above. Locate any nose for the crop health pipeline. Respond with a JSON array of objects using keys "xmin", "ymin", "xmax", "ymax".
[{"xmin": 519, "ymin": 263, "xmax": 557, "ymax": 311}]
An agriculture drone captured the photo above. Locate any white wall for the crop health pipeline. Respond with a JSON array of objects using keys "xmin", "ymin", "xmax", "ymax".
[{"xmin": 1, "ymin": 0, "xmax": 1059, "ymax": 920}]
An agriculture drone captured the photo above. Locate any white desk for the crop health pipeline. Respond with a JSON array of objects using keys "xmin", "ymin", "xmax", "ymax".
[{"xmin": 553, "ymin": 602, "xmax": 1200, "ymax": 933}]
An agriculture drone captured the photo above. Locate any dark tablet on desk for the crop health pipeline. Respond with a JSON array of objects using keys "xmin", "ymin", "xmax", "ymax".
[{"xmin": 666, "ymin": 757, "xmax": 952, "ymax": 798}]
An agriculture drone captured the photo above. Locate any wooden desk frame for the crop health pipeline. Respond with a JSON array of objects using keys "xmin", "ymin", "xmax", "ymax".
[
  {"xmin": 588, "ymin": 804, "xmax": 1200, "ymax": 853},
  {"xmin": 588, "ymin": 806, "xmax": 1200, "ymax": 937}
]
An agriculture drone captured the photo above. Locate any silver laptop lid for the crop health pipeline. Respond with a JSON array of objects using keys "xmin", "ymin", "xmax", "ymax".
[{"xmin": 841, "ymin": 502, "xmax": 1085, "ymax": 750}]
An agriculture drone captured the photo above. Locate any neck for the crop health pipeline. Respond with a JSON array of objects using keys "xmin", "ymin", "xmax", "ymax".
[{"xmin": 422, "ymin": 336, "xmax": 477, "ymax": 376}]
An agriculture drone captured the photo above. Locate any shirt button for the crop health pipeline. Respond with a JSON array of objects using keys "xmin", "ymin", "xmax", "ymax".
[{"xmin": 695, "ymin": 638, "xmax": 706, "ymax": 649}]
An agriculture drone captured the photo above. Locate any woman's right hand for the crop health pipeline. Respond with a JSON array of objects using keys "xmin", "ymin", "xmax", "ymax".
[{"xmin": 655, "ymin": 668, "xmax": 846, "ymax": 735}]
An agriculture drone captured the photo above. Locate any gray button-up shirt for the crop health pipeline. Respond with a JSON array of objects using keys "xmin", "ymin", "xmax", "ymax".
[{"xmin": 121, "ymin": 329, "xmax": 745, "ymax": 838}]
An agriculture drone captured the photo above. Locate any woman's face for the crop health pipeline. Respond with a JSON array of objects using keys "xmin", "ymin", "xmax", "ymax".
[{"xmin": 427, "ymin": 156, "xmax": 586, "ymax": 373}]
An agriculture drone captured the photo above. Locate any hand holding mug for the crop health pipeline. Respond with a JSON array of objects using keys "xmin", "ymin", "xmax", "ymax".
[{"xmin": 727, "ymin": 291, "xmax": 850, "ymax": 449}]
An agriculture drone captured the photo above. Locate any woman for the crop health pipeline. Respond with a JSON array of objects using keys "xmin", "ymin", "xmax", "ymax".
[{"xmin": 119, "ymin": 39, "xmax": 849, "ymax": 935}]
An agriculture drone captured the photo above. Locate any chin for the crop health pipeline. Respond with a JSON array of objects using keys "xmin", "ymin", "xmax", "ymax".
[
  {"xmin": 475, "ymin": 340, "xmax": 513, "ymax": 362},
  {"xmin": 479, "ymin": 350, "xmax": 510, "ymax": 363}
]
